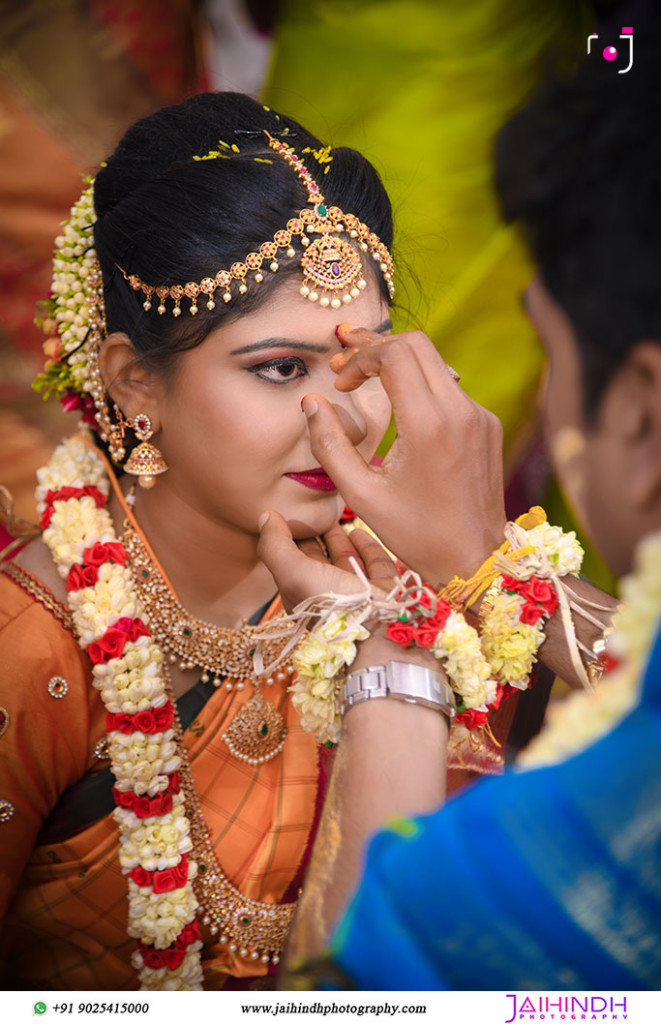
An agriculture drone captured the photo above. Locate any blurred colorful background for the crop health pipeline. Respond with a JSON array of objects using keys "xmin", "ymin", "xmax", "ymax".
[{"xmin": 2, "ymin": 0, "xmax": 650, "ymax": 590}]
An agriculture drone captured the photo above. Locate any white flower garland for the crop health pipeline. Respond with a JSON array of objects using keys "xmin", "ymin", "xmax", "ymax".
[
  {"xmin": 37, "ymin": 434, "xmax": 204, "ymax": 990},
  {"xmin": 34, "ymin": 183, "xmax": 98, "ymax": 400},
  {"xmin": 432, "ymin": 609, "xmax": 497, "ymax": 710},
  {"xmin": 291, "ymin": 612, "xmax": 369, "ymax": 745},
  {"xmin": 480, "ymin": 591, "xmax": 546, "ymax": 688},
  {"xmin": 519, "ymin": 529, "xmax": 661, "ymax": 768}
]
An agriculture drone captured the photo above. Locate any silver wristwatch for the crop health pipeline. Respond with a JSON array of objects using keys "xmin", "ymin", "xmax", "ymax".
[{"xmin": 341, "ymin": 661, "xmax": 455, "ymax": 718}]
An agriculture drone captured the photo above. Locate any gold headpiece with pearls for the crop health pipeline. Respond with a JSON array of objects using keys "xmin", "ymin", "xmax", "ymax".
[{"xmin": 118, "ymin": 131, "xmax": 394, "ymax": 316}]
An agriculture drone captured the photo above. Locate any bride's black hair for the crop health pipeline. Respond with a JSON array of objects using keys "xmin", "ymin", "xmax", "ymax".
[{"xmin": 93, "ymin": 92, "xmax": 393, "ymax": 376}]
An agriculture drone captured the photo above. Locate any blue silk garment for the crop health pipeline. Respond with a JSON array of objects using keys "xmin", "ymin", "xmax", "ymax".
[{"xmin": 330, "ymin": 621, "xmax": 661, "ymax": 990}]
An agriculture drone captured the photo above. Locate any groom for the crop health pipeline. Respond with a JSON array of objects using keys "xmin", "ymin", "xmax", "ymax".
[{"xmin": 260, "ymin": 19, "xmax": 661, "ymax": 989}]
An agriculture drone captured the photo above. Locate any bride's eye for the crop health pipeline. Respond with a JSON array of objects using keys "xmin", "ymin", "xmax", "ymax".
[{"xmin": 249, "ymin": 356, "xmax": 308, "ymax": 385}]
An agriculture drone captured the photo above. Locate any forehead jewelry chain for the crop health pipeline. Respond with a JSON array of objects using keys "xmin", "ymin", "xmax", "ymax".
[{"xmin": 118, "ymin": 133, "xmax": 393, "ymax": 315}]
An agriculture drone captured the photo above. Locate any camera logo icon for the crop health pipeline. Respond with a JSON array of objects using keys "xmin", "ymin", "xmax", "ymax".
[{"xmin": 587, "ymin": 27, "xmax": 634, "ymax": 73}]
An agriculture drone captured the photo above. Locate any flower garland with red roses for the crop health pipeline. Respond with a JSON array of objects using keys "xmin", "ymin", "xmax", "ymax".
[
  {"xmin": 479, "ymin": 574, "xmax": 558, "ymax": 692},
  {"xmin": 385, "ymin": 590, "xmax": 498, "ymax": 730},
  {"xmin": 519, "ymin": 529, "xmax": 661, "ymax": 768},
  {"xmin": 271, "ymin": 512, "xmax": 587, "ymax": 754},
  {"xmin": 37, "ymin": 434, "xmax": 203, "ymax": 990}
]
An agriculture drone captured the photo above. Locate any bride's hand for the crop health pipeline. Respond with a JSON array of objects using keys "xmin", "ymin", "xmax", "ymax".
[
  {"xmin": 301, "ymin": 324, "xmax": 507, "ymax": 588},
  {"xmin": 257, "ymin": 513, "xmax": 398, "ymax": 613}
]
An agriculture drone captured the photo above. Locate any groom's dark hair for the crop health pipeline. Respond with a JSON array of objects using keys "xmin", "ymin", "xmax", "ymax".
[{"xmin": 494, "ymin": 18, "xmax": 661, "ymax": 417}]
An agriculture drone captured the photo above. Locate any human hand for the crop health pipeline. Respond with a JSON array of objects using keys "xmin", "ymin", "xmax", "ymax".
[
  {"xmin": 301, "ymin": 324, "xmax": 507, "ymax": 587},
  {"xmin": 257, "ymin": 513, "xmax": 398, "ymax": 613}
]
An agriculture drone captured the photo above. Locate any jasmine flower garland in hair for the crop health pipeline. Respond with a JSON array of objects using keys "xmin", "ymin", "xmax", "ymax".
[{"xmin": 33, "ymin": 181, "xmax": 98, "ymax": 405}]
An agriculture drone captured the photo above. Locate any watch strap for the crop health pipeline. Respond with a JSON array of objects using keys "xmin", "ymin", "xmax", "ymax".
[{"xmin": 341, "ymin": 661, "xmax": 455, "ymax": 718}]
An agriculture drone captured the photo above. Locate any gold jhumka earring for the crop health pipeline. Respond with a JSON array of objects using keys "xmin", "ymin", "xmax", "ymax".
[{"xmin": 122, "ymin": 413, "xmax": 168, "ymax": 489}]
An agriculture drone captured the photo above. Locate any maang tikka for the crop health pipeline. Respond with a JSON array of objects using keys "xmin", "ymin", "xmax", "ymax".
[{"xmin": 118, "ymin": 131, "xmax": 394, "ymax": 315}]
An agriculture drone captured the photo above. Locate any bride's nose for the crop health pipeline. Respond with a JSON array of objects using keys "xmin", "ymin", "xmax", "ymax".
[{"xmin": 314, "ymin": 375, "xmax": 371, "ymax": 447}]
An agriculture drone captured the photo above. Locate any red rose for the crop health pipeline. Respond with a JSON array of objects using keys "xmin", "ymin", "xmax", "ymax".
[
  {"xmin": 129, "ymin": 865, "xmax": 153, "ymax": 887},
  {"xmin": 130, "ymin": 618, "xmax": 151, "ymax": 641},
  {"xmin": 66, "ymin": 563, "xmax": 99, "ymax": 591},
  {"xmin": 519, "ymin": 602, "xmax": 545, "ymax": 625},
  {"xmin": 151, "ymin": 792, "xmax": 173, "ymax": 817},
  {"xmin": 107, "ymin": 711, "xmax": 134, "ymax": 734},
  {"xmin": 79, "ymin": 393, "xmax": 98, "ymax": 429},
  {"xmin": 83, "ymin": 541, "xmax": 127, "ymax": 567},
  {"xmin": 134, "ymin": 796, "xmax": 155, "ymax": 817},
  {"xmin": 489, "ymin": 684, "xmax": 505, "ymax": 711},
  {"xmin": 174, "ymin": 860, "xmax": 189, "ymax": 887},
  {"xmin": 154, "ymin": 704, "xmax": 175, "ymax": 730},
  {"xmin": 113, "ymin": 787, "xmax": 136, "ymax": 809},
  {"xmin": 133, "ymin": 706, "xmax": 173, "ymax": 734},
  {"xmin": 60, "ymin": 392, "xmax": 98, "ymax": 428},
  {"xmin": 501, "ymin": 575, "xmax": 525, "ymax": 594},
  {"xmin": 148, "ymin": 857, "xmax": 190, "ymax": 896},
  {"xmin": 526, "ymin": 577, "xmax": 557, "ymax": 613},
  {"xmin": 133, "ymin": 710, "xmax": 157, "ymax": 733},
  {"xmin": 428, "ymin": 599, "xmax": 452, "ymax": 631},
  {"xmin": 81, "ymin": 485, "xmax": 107, "ymax": 507},
  {"xmin": 168, "ymin": 772, "xmax": 181, "ymax": 794},
  {"xmin": 115, "ymin": 616, "xmax": 151, "ymax": 642},
  {"xmin": 129, "ymin": 792, "xmax": 173, "ymax": 818},
  {"xmin": 412, "ymin": 624, "xmax": 441, "ymax": 648},
  {"xmin": 141, "ymin": 948, "xmax": 166, "ymax": 969},
  {"xmin": 385, "ymin": 621, "xmax": 416, "ymax": 648},
  {"xmin": 174, "ymin": 919, "xmax": 200, "ymax": 948},
  {"xmin": 39, "ymin": 506, "xmax": 56, "ymax": 530},
  {"xmin": 87, "ymin": 627, "xmax": 129, "ymax": 664},
  {"xmin": 152, "ymin": 868, "xmax": 177, "ymax": 894},
  {"xmin": 163, "ymin": 948, "xmax": 187, "ymax": 970},
  {"xmin": 60, "ymin": 392, "xmax": 83, "ymax": 414},
  {"xmin": 455, "ymin": 707, "xmax": 490, "ymax": 730}
]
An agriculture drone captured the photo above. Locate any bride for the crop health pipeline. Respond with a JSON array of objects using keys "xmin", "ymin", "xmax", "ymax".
[{"xmin": 0, "ymin": 91, "xmax": 396, "ymax": 990}]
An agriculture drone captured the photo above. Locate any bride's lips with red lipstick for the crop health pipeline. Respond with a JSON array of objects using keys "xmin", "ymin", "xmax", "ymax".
[{"xmin": 285, "ymin": 468, "xmax": 337, "ymax": 492}]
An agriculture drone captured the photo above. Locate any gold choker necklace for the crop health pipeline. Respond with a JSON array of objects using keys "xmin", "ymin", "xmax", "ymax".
[
  {"xmin": 122, "ymin": 520, "xmax": 291, "ymax": 688},
  {"xmin": 122, "ymin": 518, "xmax": 294, "ymax": 766}
]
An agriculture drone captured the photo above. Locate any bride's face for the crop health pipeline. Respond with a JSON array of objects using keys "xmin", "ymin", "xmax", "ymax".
[{"xmin": 155, "ymin": 278, "xmax": 392, "ymax": 538}]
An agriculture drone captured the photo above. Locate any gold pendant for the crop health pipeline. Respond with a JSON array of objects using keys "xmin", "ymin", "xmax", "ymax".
[{"xmin": 223, "ymin": 690, "xmax": 287, "ymax": 765}]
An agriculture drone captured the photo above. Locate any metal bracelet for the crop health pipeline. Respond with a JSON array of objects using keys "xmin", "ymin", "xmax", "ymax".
[{"xmin": 341, "ymin": 661, "xmax": 455, "ymax": 718}]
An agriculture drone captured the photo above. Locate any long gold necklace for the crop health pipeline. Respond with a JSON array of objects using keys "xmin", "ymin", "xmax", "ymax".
[
  {"xmin": 165, "ymin": 666, "xmax": 294, "ymax": 963},
  {"xmin": 122, "ymin": 515, "xmax": 299, "ymax": 959}
]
